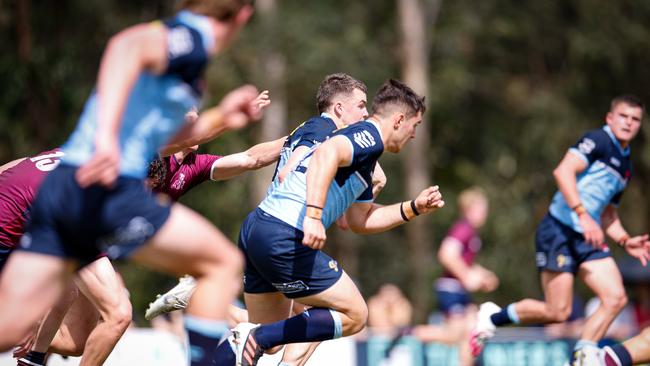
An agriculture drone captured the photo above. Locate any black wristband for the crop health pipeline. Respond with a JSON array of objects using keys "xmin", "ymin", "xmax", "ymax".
[
  {"xmin": 400, "ymin": 202, "xmax": 410, "ymax": 222},
  {"xmin": 410, "ymin": 200, "xmax": 420, "ymax": 216},
  {"xmin": 306, "ymin": 204, "xmax": 323, "ymax": 210}
]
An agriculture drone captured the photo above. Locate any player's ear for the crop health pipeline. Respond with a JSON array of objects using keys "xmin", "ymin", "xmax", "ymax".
[{"xmin": 393, "ymin": 113, "xmax": 404, "ymax": 130}]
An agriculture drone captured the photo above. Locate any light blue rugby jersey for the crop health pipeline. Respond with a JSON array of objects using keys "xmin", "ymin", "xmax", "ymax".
[
  {"xmin": 549, "ymin": 125, "xmax": 632, "ymax": 233},
  {"xmin": 259, "ymin": 120, "xmax": 384, "ymax": 231},
  {"xmin": 266, "ymin": 113, "xmax": 337, "ymax": 196},
  {"xmin": 62, "ymin": 11, "xmax": 214, "ymax": 179}
]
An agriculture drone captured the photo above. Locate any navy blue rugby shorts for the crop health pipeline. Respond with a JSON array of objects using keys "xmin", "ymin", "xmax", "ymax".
[
  {"xmin": 535, "ymin": 213, "xmax": 610, "ymax": 274},
  {"xmin": 239, "ymin": 208, "xmax": 343, "ymax": 299},
  {"xmin": 19, "ymin": 164, "xmax": 171, "ymax": 266}
]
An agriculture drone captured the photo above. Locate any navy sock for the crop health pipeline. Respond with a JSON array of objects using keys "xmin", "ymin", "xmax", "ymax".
[
  {"xmin": 490, "ymin": 305, "xmax": 515, "ymax": 326},
  {"xmin": 604, "ymin": 344, "xmax": 632, "ymax": 366},
  {"xmin": 211, "ymin": 338, "xmax": 236, "ymax": 365},
  {"xmin": 19, "ymin": 351, "xmax": 46, "ymax": 365},
  {"xmin": 184, "ymin": 315, "xmax": 228, "ymax": 366},
  {"xmin": 254, "ymin": 308, "xmax": 342, "ymax": 350}
]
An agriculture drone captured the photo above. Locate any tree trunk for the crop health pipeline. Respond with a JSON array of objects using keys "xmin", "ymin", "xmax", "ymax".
[
  {"xmin": 250, "ymin": 0, "xmax": 288, "ymax": 204},
  {"xmin": 397, "ymin": 0, "xmax": 440, "ymax": 323}
]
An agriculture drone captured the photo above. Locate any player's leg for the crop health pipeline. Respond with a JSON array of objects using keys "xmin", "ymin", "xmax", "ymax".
[
  {"xmin": 602, "ymin": 327, "xmax": 650, "ymax": 366},
  {"xmin": 278, "ymin": 302, "xmax": 321, "ymax": 366},
  {"xmin": 470, "ymin": 270, "xmax": 574, "ymax": 357},
  {"xmin": 49, "ymin": 291, "xmax": 99, "ymax": 357},
  {"xmin": 129, "ymin": 203, "xmax": 243, "ymax": 366},
  {"xmin": 15, "ymin": 282, "xmax": 80, "ymax": 365},
  {"xmin": 71, "ymin": 256, "xmax": 132, "ymax": 365},
  {"xmin": 232, "ymin": 271, "xmax": 367, "ymax": 365},
  {"xmin": 574, "ymin": 257, "xmax": 627, "ymax": 363},
  {"xmin": 0, "ymin": 252, "xmax": 74, "ymax": 351}
]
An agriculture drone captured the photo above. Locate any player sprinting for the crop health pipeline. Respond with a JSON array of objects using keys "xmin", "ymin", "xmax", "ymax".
[
  {"xmin": 0, "ymin": 2, "xmax": 261, "ymax": 366},
  {"xmin": 213, "ymin": 79, "xmax": 444, "ymax": 366},
  {"xmin": 470, "ymin": 95, "xmax": 650, "ymax": 366},
  {"xmin": 148, "ymin": 73, "xmax": 382, "ymax": 365}
]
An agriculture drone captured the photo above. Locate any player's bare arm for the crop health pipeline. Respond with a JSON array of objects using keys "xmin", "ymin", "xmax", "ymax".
[
  {"xmin": 553, "ymin": 150, "xmax": 604, "ymax": 247},
  {"xmin": 344, "ymin": 185, "xmax": 444, "ymax": 235},
  {"xmin": 302, "ymin": 136, "xmax": 353, "ymax": 249},
  {"xmin": 210, "ymin": 136, "xmax": 285, "ymax": 181},
  {"xmin": 0, "ymin": 158, "xmax": 26, "ymax": 175},
  {"xmin": 438, "ymin": 237, "xmax": 484, "ymax": 291},
  {"xmin": 278, "ymin": 145, "xmax": 311, "ymax": 183},
  {"xmin": 602, "ymin": 204, "xmax": 650, "ymax": 265},
  {"xmin": 76, "ymin": 23, "xmax": 168, "ymax": 188}
]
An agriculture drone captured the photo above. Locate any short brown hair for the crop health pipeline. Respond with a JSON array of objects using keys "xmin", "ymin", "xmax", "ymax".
[
  {"xmin": 178, "ymin": 0, "xmax": 254, "ymax": 21},
  {"xmin": 371, "ymin": 79, "xmax": 426, "ymax": 118},
  {"xmin": 611, "ymin": 94, "xmax": 645, "ymax": 112},
  {"xmin": 316, "ymin": 73, "xmax": 367, "ymax": 114}
]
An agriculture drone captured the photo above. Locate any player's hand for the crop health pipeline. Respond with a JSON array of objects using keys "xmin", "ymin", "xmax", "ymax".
[
  {"xmin": 624, "ymin": 234, "xmax": 650, "ymax": 266},
  {"xmin": 414, "ymin": 185, "xmax": 445, "ymax": 215},
  {"xmin": 76, "ymin": 136, "xmax": 120, "ymax": 188},
  {"xmin": 461, "ymin": 269, "xmax": 484, "ymax": 292},
  {"xmin": 578, "ymin": 213, "xmax": 604, "ymax": 248},
  {"xmin": 302, "ymin": 216, "xmax": 327, "ymax": 250},
  {"xmin": 248, "ymin": 90, "xmax": 271, "ymax": 121},
  {"xmin": 218, "ymin": 85, "xmax": 262, "ymax": 131},
  {"xmin": 480, "ymin": 269, "xmax": 500, "ymax": 292}
]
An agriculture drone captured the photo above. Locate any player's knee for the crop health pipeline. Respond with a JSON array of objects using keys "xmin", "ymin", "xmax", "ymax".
[
  {"xmin": 346, "ymin": 302, "xmax": 369, "ymax": 335},
  {"xmin": 602, "ymin": 291, "xmax": 627, "ymax": 313},
  {"xmin": 109, "ymin": 297, "xmax": 133, "ymax": 334},
  {"xmin": 549, "ymin": 304, "xmax": 571, "ymax": 323}
]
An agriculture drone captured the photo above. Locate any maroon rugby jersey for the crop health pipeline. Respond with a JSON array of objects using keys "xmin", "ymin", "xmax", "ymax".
[
  {"xmin": 0, "ymin": 149, "xmax": 64, "ymax": 248},
  {"xmin": 154, "ymin": 152, "xmax": 221, "ymax": 201},
  {"xmin": 441, "ymin": 219, "xmax": 482, "ymax": 280}
]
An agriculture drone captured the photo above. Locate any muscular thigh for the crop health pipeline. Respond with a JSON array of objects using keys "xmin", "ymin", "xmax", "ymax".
[{"xmin": 294, "ymin": 271, "xmax": 365, "ymax": 315}]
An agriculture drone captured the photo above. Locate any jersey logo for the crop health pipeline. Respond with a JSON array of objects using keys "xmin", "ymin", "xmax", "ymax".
[
  {"xmin": 30, "ymin": 151, "xmax": 65, "ymax": 172},
  {"xmin": 171, "ymin": 173, "xmax": 186, "ymax": 190},
  {"xmin": 610, "ymin": 157, "xmax": 621, "ymax": 167},
  {"xmin": 353, "ymin": 130, "xmax": 376, "ymax": 148},
  {"xmin": 168, "ymin": 27, "xmax": 194, "ymax": 58},
  {"xmin": 578, "ymin": 138, "xmax": 596, "ymax": 155}
]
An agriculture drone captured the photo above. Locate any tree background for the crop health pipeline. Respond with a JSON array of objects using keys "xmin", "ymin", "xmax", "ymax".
[{"xmin": 2, "ymin": 0, "xmax": 650, "ymax": 324}]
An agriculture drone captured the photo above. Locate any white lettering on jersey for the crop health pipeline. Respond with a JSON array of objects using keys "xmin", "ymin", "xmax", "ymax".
[
  {"xmin": 30, "ymin": 151, "xmax": 65, "ymax": 172},
  {"xmin": 578, "ymin": 138, "xmax": 596, "ymax": 155},
  {"xmin": 168, "ymin": 27, "xmax": 194, "ymax": 59},
  {"xmin": 353, "ymin": 131, "xmax": 376, "ymax": 149},
  {"xmin": 610, "ymin": 157, "xmax": 621, "ymax": 167},
  {"xmin": 171, "ymin": 173, "xmax": 186, "ymax": 190}
]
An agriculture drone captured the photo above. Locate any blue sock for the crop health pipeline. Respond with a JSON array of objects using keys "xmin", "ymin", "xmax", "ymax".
[
  {"xmin": 490, "ymin": 304, "xmax": 518, "ymax": 326},
  {"xmin": 254, "ymin": 308, "xmax": 342, "ymax": 350},
  {"xmin": 184, "ymin": 315, "xmax": 229, "ymax": 366},
  {"xmin": 604, "ymin": 344, "xmax": 632, "ymax": 366},
  {"xmin": 211, "ymin": 338, "xmax": 236, "ymax": 365},
  {"xmin": 19, "ymin": 351, "xmax": 46, "ymax": 366}
]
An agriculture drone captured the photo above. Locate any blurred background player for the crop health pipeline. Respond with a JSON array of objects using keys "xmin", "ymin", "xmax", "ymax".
[
  {"xmin": 411, "ymin": 187, "xmax": 498, "ymax": 366},
  {"xmin": 0, "ymin": 2, "xmax": 262, "ymax": 366},
  {"xmin": 471, "ymin": 95, "xmax": 650, "ymax": 366}
]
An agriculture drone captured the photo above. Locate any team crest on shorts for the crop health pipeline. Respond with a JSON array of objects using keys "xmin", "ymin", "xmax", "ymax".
[
  {"xmin": 556, "ymin": 254, "xmax": 572, "ymax": 268},
  {"xmin": 328, "ymin": 260, "xmax": 339, "ymax": 272}
]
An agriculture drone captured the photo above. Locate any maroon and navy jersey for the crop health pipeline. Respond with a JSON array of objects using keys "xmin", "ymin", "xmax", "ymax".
[
  {"xmin": 441, "ymin": 219, "xmax": 482, "ymax": 280},
  {"xmin": 0, "ymin": 149, "xmax": 64, "ymax": 248},
  {"xmin": 154, "ymin": 152, "xmax": 221, "ymax": 201}
]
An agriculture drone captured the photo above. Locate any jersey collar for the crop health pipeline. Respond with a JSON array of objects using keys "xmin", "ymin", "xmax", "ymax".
[
  {"xmin": 177, "ymin": 11, "xmax": 216, "ymax": 53},
  {"xmin": 603, "ymin": 125, "xmax": 630, "ymax": 156},
  {"xmin": 365, "ymin": 119, "xmax": 384, "ymax": 141}
]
